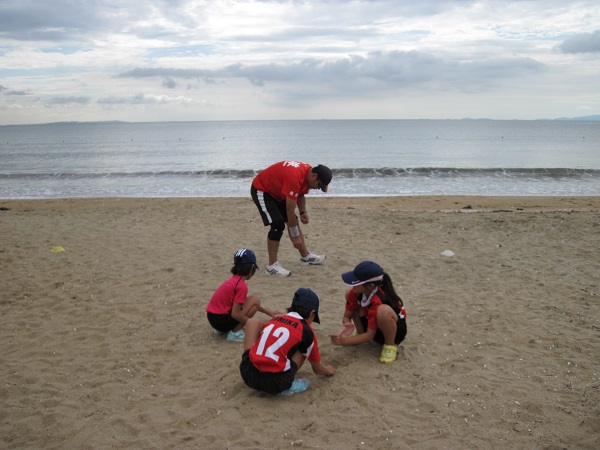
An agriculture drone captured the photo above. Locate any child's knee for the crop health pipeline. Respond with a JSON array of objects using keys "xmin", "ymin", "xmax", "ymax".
[
  {"xmin": 376, "ymin": 305, "xmax": 398, "ymax": 322},
  {"xmin": 246, "ymin": 318, "xmax": 262, "ymax": 336}
]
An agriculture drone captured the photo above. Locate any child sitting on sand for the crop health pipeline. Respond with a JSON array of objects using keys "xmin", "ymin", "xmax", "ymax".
[
  {"xmin": 330, "ymin": 261, "xmax": 407, "ymax": 363},
  {"xmin": 206, "ymin": 249, "xmax": 281, "ymax": 342},
  {"xmin": 239, "ymin": 288, "xmax": 336, "ymax": 396}
]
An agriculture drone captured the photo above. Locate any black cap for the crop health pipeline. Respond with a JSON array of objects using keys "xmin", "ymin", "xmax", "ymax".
[
  {"xmin": 312, "ymin": 165, "xmax": 332, "ymax": 192},
  {"xmin": 291, "ymin": 288, "xmax": 321, "ymax": 324}
]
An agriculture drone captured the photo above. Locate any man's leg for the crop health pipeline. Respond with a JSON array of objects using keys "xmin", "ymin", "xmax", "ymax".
[
  {"xmin": 252, "ymin": 187, "xmax": 288, "ymax": 272},
  {"xmin": 267, "ymin": 238, "xmax": 280, "ymax": 266}
]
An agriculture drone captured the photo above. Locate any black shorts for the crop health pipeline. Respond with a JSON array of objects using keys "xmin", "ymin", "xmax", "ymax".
[
  {"xmin": 251, "ymin": 185, "xmax": 288, "ymax": 226},
  {"xmin": 239, "ymin": 349, "xmax": 298, "ymax": 394},
  {"xmin": 360, "ymin": 316, "xmax": 407, "ymax": 345},
  {"xmin": 207, "ymin": 312, "xmax": 239, "ymax": 333}
]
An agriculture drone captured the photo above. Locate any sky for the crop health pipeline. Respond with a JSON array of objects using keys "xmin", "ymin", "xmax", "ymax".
[{"xmin": 1, "ymin": 0, "xmax": 599, "ymax": 125}]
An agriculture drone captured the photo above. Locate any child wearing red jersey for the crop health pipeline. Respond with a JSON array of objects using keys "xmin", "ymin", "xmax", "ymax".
[
  {"xmin": 330, "ymin": 261, "xmax": 407, "ymax": 363},
  {"xmin": 240, "ymin": 288, "xmax": 336, "ymax": 395},
  {"xmin": 206, "ymin": 249, "xmax": 281, "ymax": 342}
]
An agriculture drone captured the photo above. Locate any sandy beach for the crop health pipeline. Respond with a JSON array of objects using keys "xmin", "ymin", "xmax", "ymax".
[{"xmin": 1, "ymin": 196, "xmax": 599, "ymax": 449}]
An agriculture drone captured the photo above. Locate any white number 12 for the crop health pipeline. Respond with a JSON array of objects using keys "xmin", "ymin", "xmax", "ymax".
[{"xmin": 255, "ymin": 324, "xmax": 290, "ymax": 362}]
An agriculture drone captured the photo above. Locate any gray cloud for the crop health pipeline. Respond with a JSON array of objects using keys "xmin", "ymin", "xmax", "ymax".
[
  {"xmin": 0, "ymin": 0, "xmax": 205, "ymax": 44},
  {"xmin": 4, "ymin": 90, "xmax": 31, "ymax": 96},
  {"xmin": 0, "ymin": 0, "xmax": 597, "ymax": 123},
  {"xmin": 0, "ymin": 2, "xmax": 111, "ymax": 41},
  {"xmin": 0, "ymin": 0, "xmax": 483, "ymax": 48},
  {"xmin": 97, "ymin": 94, "xmax": 150, "ymax": 105},
  {"xmin": 117, "ymin": 68, "xmax": 218, "ymax": 84},
  {"xmin": 97, "ymin": 94, "xmax": 186, "ymax": 105},
  {"xmin": 162, "ymin": 77, "xmax": 178, "ymax": 89},
  {"xmin": 118, "ymin": 50, "xmax": 545, "ymax": 92},
  {"xmin": 558, "ymin": 30, "xmax": 600, "ymax": 53},
  {"xmin": 0, "ymin": 84, "xmax": 32, "ymax": 97},
  {"xmin": 46, "ymin": 96, "xmax": 91, "ymax": 105}
]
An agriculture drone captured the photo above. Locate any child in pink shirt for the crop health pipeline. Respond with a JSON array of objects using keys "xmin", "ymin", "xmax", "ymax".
[{"xmin": 206, "ymin": 249, "xmax": 281, "ymax": 342}]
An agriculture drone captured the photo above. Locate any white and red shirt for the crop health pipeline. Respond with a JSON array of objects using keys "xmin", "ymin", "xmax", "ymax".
[
  {"xmin": 252, "ymin": 160, "xmax": 312, "ymax": 201},
  {"xmin": 249, "ymin": 312, "xmax": 321, "ymax": 373},
  {"xmin": 345, "ymin": 288, "xmax": 407, "ymax": 330},
  {"xmin": 206, "ymin": 275, "xmax": 248, "ymax": 315}
]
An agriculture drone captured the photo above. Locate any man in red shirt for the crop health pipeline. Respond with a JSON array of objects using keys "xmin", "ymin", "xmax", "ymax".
[{"xmin": 251, "ymin": 160, "xmax": 332, "ymax": 276}]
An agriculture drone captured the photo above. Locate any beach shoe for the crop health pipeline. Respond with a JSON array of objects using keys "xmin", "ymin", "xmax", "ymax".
[
  {"xmin": 213, "ymin": 329, "xmax": 226, "ymax": 337},
  {"xmin": 265, "ymin": 262, "xmax": 291, "ymax": 277},
  {"xmin": 300, "ymin": 252, "xmax": 326, "ymax": 265},
  {"xmin": 227, "ymin": 329, "xmax": 245, "ymax": 342},
  {"xmin": 279, "ymin": 378, "xmax": 310, "ymax": 396},
  {"xmin": 379, "ymin": 344, "xmax": 398, "ymax": 363}
]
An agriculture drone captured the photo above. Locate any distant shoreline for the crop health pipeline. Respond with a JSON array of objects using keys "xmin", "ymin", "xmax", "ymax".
[{"xmin": 2, "ymin": 115, "xmax": 600, "ymax": 127}]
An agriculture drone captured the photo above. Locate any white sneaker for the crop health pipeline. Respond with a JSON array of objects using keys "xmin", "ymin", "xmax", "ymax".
[
  {"xmin": 265, "ymin": 262, "xmax": 291, "ymax": 277},
  {"xmin": 300, "ymin": 252, "xmax": 326, "ymax": 265}
]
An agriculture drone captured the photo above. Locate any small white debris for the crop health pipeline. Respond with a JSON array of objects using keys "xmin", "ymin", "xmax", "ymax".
[{"xmin": 441, "ymin": 250, "xmax": 455, "ymax": 257}]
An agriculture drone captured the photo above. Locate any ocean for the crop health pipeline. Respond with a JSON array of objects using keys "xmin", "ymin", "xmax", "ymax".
[{"xmin": 1, "ymin": 120, "xmax": 599, "ymax": 199}]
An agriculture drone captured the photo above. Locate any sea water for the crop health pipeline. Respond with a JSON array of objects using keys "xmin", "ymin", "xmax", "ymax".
[{"xmin": 0, "ymin": 120, "xmax": 599, "ymax": 198}]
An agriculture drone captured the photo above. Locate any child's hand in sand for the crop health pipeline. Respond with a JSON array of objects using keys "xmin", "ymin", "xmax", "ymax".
[
  {"xmin": 322, "ymin": 365, "xmax": 336, "ymax": 376},
  {"xmin": 329, "ymin": 322, "xmax": 354, "ymax": 345},
  {"xmin": 337, "ymin": 322, "xmax": 354, "ymax": 337}
]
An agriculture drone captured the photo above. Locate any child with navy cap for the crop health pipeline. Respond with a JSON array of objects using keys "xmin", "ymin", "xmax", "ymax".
[
  {"xmin": 330, "ymin": 261, "xmax": 407, "ymax": 363},
  {"xmin": 206, "ymin": 249, "xmax": 281, "ymax": 342},
  {"xmin": 240, "ymin": 288, "xmax": 336, "ymax": 396}
]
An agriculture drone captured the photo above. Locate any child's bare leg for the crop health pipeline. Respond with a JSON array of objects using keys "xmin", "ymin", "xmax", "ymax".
[
  {"xmin": 376, "ymin": 305, "xmax": 399, "ymax": 345},
  {"xmin": 231, "ymin": 296, "xmax": 262, "ymax": 332},
  {"xmin": 241, "ymin": 295, "xmax": 261, "ymax": 318},
  {"xmin": 243, "ymin": 318, "xmax": 262, "ymax": 351}
]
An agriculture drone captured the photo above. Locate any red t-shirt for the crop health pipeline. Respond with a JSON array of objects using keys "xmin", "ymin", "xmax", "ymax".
[
  {"xmin": 206, "ymin": 275, "xmax": 247, "ymax": 315},
  {"xmin": 249, "ymin": 312, "xmax": 321, "ymax": 373},
  {"xmin": 345, "ymin": 288, "xmax": 407, "ymax": 330},
  {"xmin": 252, "ymin": 160, "xmax": 312, "ymax": 201}
]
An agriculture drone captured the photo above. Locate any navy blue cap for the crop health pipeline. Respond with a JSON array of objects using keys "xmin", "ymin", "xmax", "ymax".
[
  {"xmin": 312, "ymin": 165, "xmax": 332, "ymax": 192},
  {"xmin": 291, "ymin": 288, "xmax": 321, "ymax": 324},
  {"xmin": 341, "ymin": 261, "xmax": 384, "ymax": 286},
  {"xmin": 233, "ymin": 248, "xmax": 258, "ymax": 269}
]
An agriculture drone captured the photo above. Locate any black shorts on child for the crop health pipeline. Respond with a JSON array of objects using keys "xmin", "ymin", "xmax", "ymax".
[
  {"xmin": 239, "ymin": 349, "xmax": 298, "ymax": 395},
  {"xmin": 207, "ymin": 312, "xmax": 240, "ymax": 333}
]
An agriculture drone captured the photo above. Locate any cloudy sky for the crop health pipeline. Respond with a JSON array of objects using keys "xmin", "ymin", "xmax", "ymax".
[{"xmin": 1, "ymin": 0, "xmax": 599, "ymax": 125}]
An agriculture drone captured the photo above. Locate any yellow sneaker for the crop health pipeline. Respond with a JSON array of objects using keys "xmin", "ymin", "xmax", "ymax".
[{"xmin": 379, "ymin": 344, "xmax": 398, "ymax": 363}]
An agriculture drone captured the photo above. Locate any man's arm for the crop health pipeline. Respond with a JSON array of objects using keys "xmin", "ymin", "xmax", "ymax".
[
  {"xmin": 286, "ymin": 196, "xmax": 307, "ymax": 253},
  {"xmin": 296, "ymin": 194, "xmax": 309, "ymax": 224}
]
